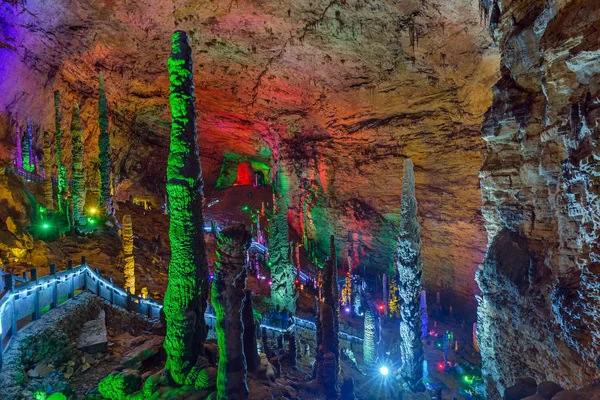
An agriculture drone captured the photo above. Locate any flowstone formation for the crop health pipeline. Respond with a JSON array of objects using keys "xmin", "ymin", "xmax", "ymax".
[
  {"xmin": 98, "ymin": 72, "xmax": 113, "ymax": 217},
  {"xmin": 70, "ymin": 103, "xmax": 86, "ymax": 227},
  {"xmin": 396, "ymin": 158, "xmax": 424, "ymax": 392},
  {"xmin": 121, "ymin": 214, "xmax": 135, "ymax": 294},
  {"xmin": 23, "ymin": 118, "xmax": 34, "ymax": 172},
  {"xmin": 211, "ymin": 224, "xmax": 251, "ymax": 400},
  {"xmin": 477, "ymin": 0, "xmax": 600, "ymax": 397},
  {"xmin": 268, "ymin": 170, "xmax": 296, "ymax": 314},
  {"xmin": 163, "ymin": 30, "xmax": 210, "ymax": 386}
]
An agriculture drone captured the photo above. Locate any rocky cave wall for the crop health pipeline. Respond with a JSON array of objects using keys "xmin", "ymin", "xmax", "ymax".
[
  {"xmin": 477, "ymin": 0, "xmax": 600, "ymax": 397},
  {"xmin": 0, "ymin": 0, "xmax": 499, "ymax": 314}
]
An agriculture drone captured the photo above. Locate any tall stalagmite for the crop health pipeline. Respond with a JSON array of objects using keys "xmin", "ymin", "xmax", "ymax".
[
  {"xmin": 23, "ymin": 119, "xmax": 34, "ymax": 172},
  {"xmin": 122, "ymin": 214, "xmax": 135, "ymax": 294},
  {"xmin": 15, "ymin": 122, "xmax": 22, "ymax": 171},
  {"xmin": 396, "ymin": 158, "xmax": 424, "ymax": 391},
  {"xmin": 70, "ymin": 104, "xmax": 86, "ymax": 226},
  {"xmin": 98, "ymin": 72, "xmax": 113, "ymax": 216},
  {"xmin": 42, "ymin": 131, "xmax": 54, "ymax": 212},
  {"xmin": 54, "ymin": 91, "xmax": 67, "ymax": 214},
  {"xmin": 363, "ymin": 307, "xmax": 377, "ymax": 367},
  {"xmin": 268, "ymin": 170, "xmax": 296, "ymax": 313},
  {"xmin": 323, "ymin": 235, "xmax": 339, "ymax": 372},
  {"xmin": 242, "ymin": 290, "xmax": 260, "ymax": 373},
  {"xmin": 163, "ymin": 30, "xmax": 210, "ymax": 386},
  {"xmin": 212, "ymin": 225, "xmax": 251, "ymax": 400}
]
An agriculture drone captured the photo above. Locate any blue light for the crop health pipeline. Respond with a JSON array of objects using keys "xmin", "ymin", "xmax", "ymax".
[{"xmin": 379, "ymin": 366, "xmax": 389, "ymax": 376}]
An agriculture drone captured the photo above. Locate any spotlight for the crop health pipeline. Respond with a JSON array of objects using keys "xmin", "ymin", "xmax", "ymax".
[
  {"xmin": 267, "ymin": 280, "xmax": 272, "ymax": 286},
  {"xmin": 344, "ymin": 306, "xmax": 351, "ymax": 313},
  {"xmin": 89, "ymin": 207, "xmax": 97, "ymax": 215},
  {"xmin": 379, "ymin": 366, "xmax": 389, "ymax": 376},
  {"xmin": 42, "ymin": 223, "xmax": 50, "ymax": 229}
]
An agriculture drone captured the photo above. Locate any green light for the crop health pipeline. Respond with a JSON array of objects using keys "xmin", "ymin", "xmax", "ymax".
[
  {"xmin": 87, "ymin": 217, "xmax": 96, "ymax": 225},
  {"xmin": 242, "ymin": 205, "xmax": 250, "ymax": 212},
  {"xmin": 463, "ymin": 376, "xmax": 474, "ymax": 385},
  {"xmin": 43, "ymin": 223, "xmax": 50, "ymax": 229},
  {"xmin": 39, "ymin": 206, "xmax": 46, "ymax": 213}
]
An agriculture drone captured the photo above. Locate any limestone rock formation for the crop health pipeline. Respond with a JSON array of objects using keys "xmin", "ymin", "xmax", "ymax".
[
  {"xmin": 212, "ymin": 224, "xmax": 251, "ymax": 400},
  {"xmin": 98, "ymin": 72, "xmax": 113, "ymax": 217},
  {"xmin": 163, "ymin": 30, "xmax": 210, "ymax": 386},
  {"xmin": 477, "ymin": 0, "xmax": 600, "ymax": 397},
  {"xmin": 396, "ymin": 158, "xmax": 424, "ymax": 392},
  {"xmin": 42, "ymin": 130, "xmax": 54, "ymax": 212},
  {"xmin": 121, "ymin": 214, "xmax": 135, "ymax": 294},
  {"xmin": 242, "ymin": 290, "xmax": 260, "ymax": 373},
  {"xmin": 363, "ymin": 307, "xmax": 377, "ymax": 367},
  {"xmin": 70, "ymin": 103, "xmax": 86, "ymax": 227}
]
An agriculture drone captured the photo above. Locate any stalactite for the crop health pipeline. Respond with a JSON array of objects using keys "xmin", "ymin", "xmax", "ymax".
[
  {"xmin": 70, "ymin": 103, "xmax": 86, "ymax": 227},
  {"xmin": 98, "ymin": 72, "xmax": 113, "ymax": 216},
  {"xmin": 268, "ymin": 169, "xmax": 297, "ymax": 313},
  {"xmin": 54, "ymin": 91, "xmax": 68, "ymax": 214},
  {"xmin": 396, "ymin": 158, "xmax": 424, "ymax": 392},
  {"xmin": 42, "ymin": 131, "xmax": 54, "ymax": 212},
  {"xmin": 242, "ymin": 290, "xmax": 260, "ymax": 372},
  {"xmin": 122, "ymin": 214, "xmax": 135, "ymax": 294},
  {"xmin": 23, "ymin": 118, "xmax": 34, "ymax": 172},
  {"xmin": 363, "ymin": 307, "xmax": 376, "ymax": 366},
  {"xmin": 163, "ymin": 30, "xmax": 210, "ymax": 386},
  {"xmin": 212, "ymin": 225, "xmax": 250, "ymax": 400}
]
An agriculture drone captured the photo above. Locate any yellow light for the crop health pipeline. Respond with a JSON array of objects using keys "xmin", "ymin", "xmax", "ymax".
[{"xmin": 89, "ymin": 207, "xmax": 97, "ymax": 215}]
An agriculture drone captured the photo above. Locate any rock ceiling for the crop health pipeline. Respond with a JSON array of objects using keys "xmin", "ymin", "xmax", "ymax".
[{"xmin": 0, "ymin": 0, "xmax": 499, "ymax": 311}]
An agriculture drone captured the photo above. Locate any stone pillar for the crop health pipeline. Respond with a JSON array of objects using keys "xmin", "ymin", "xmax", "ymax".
[
  {"xmin": 212, "ymin": 225, "xmax": 251, "ymax": 400},
  {"xmin": 122, "ymin": 214, "xmax": 135, "ymax": 294},
  {"xmin": 242, "ymin": 290, "xmax": 260, "ymax": 372},
  {"xmin": 42, "ymin": 131, "xmax": 54, "ymax": 212},
  {"xmin": 363, "ymin": 307, "xmax": 377, "ymax": 367},
  {"xmin": 70, "ymin": 103, "xmax": 86, "ymax": 226}
]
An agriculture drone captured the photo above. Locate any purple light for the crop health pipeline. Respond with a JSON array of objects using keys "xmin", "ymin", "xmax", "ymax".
[
  {"xmin": 345, "ymin": 306, "xmax": 351, "ymax": 313},
  {"xmin": 268, "ymin": 280, "xmax": 272, "ymax": 286},
  {"xmin": 209, "ymin": 273, "xmax": 214, "ymax": 280}
]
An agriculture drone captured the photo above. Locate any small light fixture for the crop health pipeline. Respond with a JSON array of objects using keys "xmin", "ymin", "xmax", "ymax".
[{"xmin": 379, "ymin": 366, "xmax": 389, "ymax": 376}]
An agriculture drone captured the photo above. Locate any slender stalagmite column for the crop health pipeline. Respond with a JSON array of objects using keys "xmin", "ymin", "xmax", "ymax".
[
  {"xmin": 15, "ymin": 121, "xmax": 22, "ymax": 171},
  {"xmin": 122, "ymin": 214, "xmax": 135, "ymax": 294},
  {"xmin": 70, "ymin": 104, "xmax": 86, "ymax": 226},
  {"xmin": 23, "ymin": 119, "xmax": 34, "ymax": 172},
  {"xmin": 163, "ymin": 30, "xmax": 210, "ymax": 386},
  {"xmin": 98, "ymin": 72, "xmax": 113, "ymax": 216},
  {"xmin": 42, "ymin": 131, "xmax": 54, "ymax": 212},
  {"xmin": 212, "ymin": 225, "xmax": 251, "ymax": 400},
  {"xmin": 242, "ymin": 290, "xmax": 260, "ymax": 372},
  {"xmin": 396, "ymin": 158, "xmax": 424, "ymax": 391},
  {"xmin": 323, "ymin": 235, "xmax": 339, "ymax": 371},
  {"xmin": 55, "ymin": 91, "xmax": 68, "ymax": 214},
  {"xmin": 363, "ymin": 307, "xmax": 377, "ymax": 366}
]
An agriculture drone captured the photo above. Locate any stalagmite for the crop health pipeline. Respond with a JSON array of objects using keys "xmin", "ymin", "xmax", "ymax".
[
  {"xmin": 54, "ymin": 91, "xmax": 68, "ymax": 214},
  {"xmin": 70, "ymin": 104, "xmax": 86, "ymax": 226},
  {"xmin": 396, "ymin": 158, "xmax": 424, "ymax": 391},
  {"xmin": 163, "ymin": 30, "xmax": 210, "ymax": 386},
  {"xmin": 323, "ymin": 235, "xmax": 339, "ymax": 371},
  {"xmin": 98, "ymin": 72, "xmax": 113, "ymax": 217},
  {"xmin": 363, "ymin": 307, "xmax": 376, "ymax": 366},
  {"xmin": 317, "ymin": 300, "xmax": 337, "ymax": 399},
  {"xmin": 212, "ymin": 225, "xmax": 251, "ymax": 400},
  {"xmin": 388, "ymin": 276, "xmax": 400, "ymax": 318},
  {"xmin": 242, "ymin": 290, "xmax": 260, "ymax": 373},
  {"xmin": 15, "ymin": 121, "xmax": 22, "ymax": 171},
  {"xmin": 23, "ymin": 119, "xmax": 34, "ymax": 172},
  {"xmin": 268, "ymin": 168, "xmax": 296, "ymax": 313},
  {"xmin": 122, "ymin": 214, "xmax": 135, "ymax": 294},
  {"xmin": 42, "ymin": 131, "xmax": 54, "ymax": 212}
]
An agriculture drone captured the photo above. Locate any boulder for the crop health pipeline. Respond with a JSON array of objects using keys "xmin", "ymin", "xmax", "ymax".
[
  {"xmin": 27, "ymin": 363, "xmax": 55, "ymax": 378},
  {"xmin": 76, "ymin": 310, "xmax": 108, "ymax": 354},
  {"xmin": 550, "ymin": 391, "xmax": 580, "ymax": 400},
  {"xmin": 120, "ymin": 336, "xmax": 163, "ymax": 369},
  {"xmin": 537, "ymin": 381, "xmax": 563, "ymax": 399},
  {"xmin": 504, "ymin": 377, "xmax": 537, "ymax": 400}
]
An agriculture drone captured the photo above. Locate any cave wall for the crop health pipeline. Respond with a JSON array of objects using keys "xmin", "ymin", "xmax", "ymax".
[
  {"xmin": 0, "ymin": 0, "xmax": 498, "ymax": 314},
  {"xmin": 477, "ymin": 0, "xmax": 600, "ymax": 397}
]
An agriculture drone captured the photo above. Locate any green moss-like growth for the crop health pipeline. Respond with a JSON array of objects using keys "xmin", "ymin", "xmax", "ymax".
[
  {"xmin": 23, "ymin": 119, "xmax": 35, "ymax": 172},
  {"xmin": 54, "ymin": 91, "xmax": 68, "ymax": 214},
  {"xmin": 70, "ymin": 104, "xmax": 86, "ymax": 227},
  {"xmin": 396, "ymin": 158, "xmax": 424, "ymax": 392},
  {"xmin": 98, "ymin": 372, "xmax": 142, "ymax": 400},
  {"xmin": 98, "ymin": 72, "xmax": 113, "ymax": 217},
  {"xmin": 268, "ymin": 168, "xmax": 297, "ymax": 314},
  {"xmin": 163, "ymin": 30, "xmax": 210, "ymax": 386}
]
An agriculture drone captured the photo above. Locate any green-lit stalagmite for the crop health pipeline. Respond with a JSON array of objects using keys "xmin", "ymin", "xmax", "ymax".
[
  {"xmin": 396, "ymin": 158, "xmax": 424, "ymax": 391},
  {"xmin": 98, "ymin": 72, "xmax": 113, "ymax": 216},
  {"xmin": 42, "ymin": 131, "xmax": 54, "ymax": 212},
  {"xmin": 242, "ymin": 290, "xmax": 260, "ymax": 373},
  {"xmin": 23, "ymin": 119, "xmax": 34, "ymax": 172},
  {"xmin": 163, "ymin": 31, "xmax": 210, "ymax": 386},
  {"xmin": 212, "ymin": 225, "xmax": 251, "ymax": 400},
  {"xmin": 268, "ymin": 169, "xmax": 296, "ymax": 313},
  {"xmin": 122, "ymin": 214, "xmax": 135, "ymax": 294},
  {"xmin": 70, "ymin": 104, "xmax": 86, "ymax": 227},
  {"xmin": 55, "ymin": 91, "xmax": 68, "ymax": 214}
]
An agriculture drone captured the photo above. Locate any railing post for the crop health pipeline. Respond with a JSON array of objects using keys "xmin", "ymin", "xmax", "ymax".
[
  {"xmin": 67, "ymin": 260, "xmax": 74, "ymax": 299},
  {"xmin": 31, "ymin": 268, "xmax": 39, "ymax": 321},
  {"xmin": 147, "ymin": 294, "xmax": 152, "ymax": 319},
  {"xmin": 6, "ymin": 275, "xmax": 17, "ymax": 337},
  {"xmin": 50, "ymin": 264, "xmax": 57, "ymax": 309},
  {"xmin": 95, "ymin": 268, "xmax": 101, "ymax": 295},
  {"xmin": 22, "ymin": 271, "xmax": 28, "ymax": 282},
  {"xmin": 109, "ymin": 278, "xmax": 114, "ymax": 304},
  {"xmin": 81, "ymin": 256, "xmax": 86, "ymax": 266}
]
